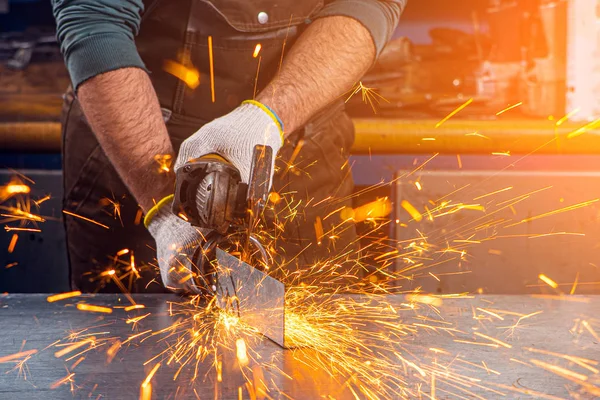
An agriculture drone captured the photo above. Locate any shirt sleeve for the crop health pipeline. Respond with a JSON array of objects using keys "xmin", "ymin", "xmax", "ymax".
[
  {"xmin": 51, "ymin": 0, "xmax": 147, "ymax": 89},
  {"xmin": 314, "ymin": 0, "xmax": 407, "ymax": 57}
]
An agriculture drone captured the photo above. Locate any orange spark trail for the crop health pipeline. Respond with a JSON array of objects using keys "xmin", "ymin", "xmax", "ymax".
[
  {"xmin": 401, "ymin": 200, "xmax": 422, "ymax": 222},
  {"xmin": 76, "ymin": 304, "xmax": 113, "ymax": 314},
  {"xmin": 63, "ymin": 210, "xmax": 109, "ymax": 229},
  {"xmin": 208, "ymin": 36, "xmax": 215, "ymax": 103},
  {"xmin": 7, "ymin": 233, "xmax": 17, "ymax": 253},
  {"xmin": 125, "ymin": 304, "xmax": 145, "ymax": 311},
  {"xmin": 4, "ymin": 226, "xmax": 41, "ymax": 232},
  {"xmin": 435, "ymin": 98, "xmax": 473, "ymax": 128},
  {"xmin": 54, "ymin": 339, "xmax": 95, "ymax": 358},
  {"xmin": 539, "ymin": 274, "xmax": 559, "ymax": 289},
  {"xmin": 0, "ymin": 349, "xmax": 37, "ymax": 363},
  {"xmin": 496, "ymin": 101, "xmax": 522, "ymax": 115},
  {"xmin": 47, "ymin": 291, "xmax": 82, "ymax": 303}
]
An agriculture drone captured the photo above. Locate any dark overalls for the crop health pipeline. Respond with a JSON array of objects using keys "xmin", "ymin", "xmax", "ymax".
[{"xmin": 61, "ymin": 0, "xmax": 357, "ymax": 292}]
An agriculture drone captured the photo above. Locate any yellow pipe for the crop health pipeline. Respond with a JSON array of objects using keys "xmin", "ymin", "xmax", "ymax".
[{"xmin": 4, "ymin": 119, "xmax": 600, "ymax": 155}]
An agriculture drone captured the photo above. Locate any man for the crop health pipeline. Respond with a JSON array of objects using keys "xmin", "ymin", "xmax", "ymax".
[{"xmin": 52, "ymin": 0, "xmax": 406, "ymax": 293}]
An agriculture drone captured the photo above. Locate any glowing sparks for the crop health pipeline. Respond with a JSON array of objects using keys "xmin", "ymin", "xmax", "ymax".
[
  {"xmin": 0, "ymin": 349, "xmax": 37, "ymax": 363},
  {"xmin": 567, "ymin": 116, "xmax": 600, "ymax": 139},
  {"xmin": 125, "ymin": 304, "xmax": 146, "ymax": 312},
  {"xmin": 435, "ymin": 98, "xmax": 473, "ymax": 128},
  {"xmin": 76, "ymin": 304, "xmax": 113, "ymax": 314},
  {"xmin": 153, "ymin": 154, "xmax": 173, "ymax": 173},
  {"xmin": 54, "ymin": 339, "xmax": 95, "ymax": 358},
  {"xmin": 495, "ymin": 101, "xmax": 523, "ymax": 116},
  {"xmin": 142, "ymin": 362, "xmax": 161, "ymax": 387},
  {"xmin": 253, "ymin": 43, "xmax": 262, "ymax": 58},
  {"xmin": 7, "ymin": 233, "xmax": 17, "ymax": 253},
  {"xmin": 208, "ymin": 36, "xmax": 215, "ymax": 103},
  {"xmin": 163, "ymin": 60, "xmax": 200, "ymax": 89},
  {"xmin": 345, "ymin": 81, "xmax": 388, "ymax": 113},
  {"xmin": 62, "ymin": 210, "xmax": 109, "ymax": 229},
  {"xmin": 4, "ymin": 226, "xmax": 40, "ymax": 232},
  {"xmin": 6, "ymin": 184, "xmax": 30, "ymax": 194},
  {"xmin": 538, "ymin": 274, "xmax": 559, "ymax": 289},
  {"xmin": 236, "ymin": 338, "xmax": 249, "ymax": 367},
  {"xmin": 341, "ymin": 198, "xmax": 392, "ymax": 222},
  {"xmin": 47, "ymin": 291, "xmax": 82, "ymax": 303},
  {"xmin": 401, "ymin": 200, "xmax": 422, "ymax": 222}
]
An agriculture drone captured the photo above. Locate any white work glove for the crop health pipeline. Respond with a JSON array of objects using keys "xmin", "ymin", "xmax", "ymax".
[
  {"xmin": 145, "ymin": 196, "xmax": 206, "ymax": 293},
  {"xmin": 174, "ymin": 100, "xmax": 284, "ymax": 185},
  {"xmin": 147, "ymin": 100, "xmax": 284, "ymax": 293}
]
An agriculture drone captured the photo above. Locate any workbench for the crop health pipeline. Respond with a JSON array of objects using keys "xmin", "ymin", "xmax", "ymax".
[{"xmin": 0, "ymin": 294, "xmax": 597, "ymax": 399}]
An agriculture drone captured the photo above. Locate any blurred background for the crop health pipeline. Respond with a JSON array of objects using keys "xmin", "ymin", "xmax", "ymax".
[{"xmin": 3, "ymin": 0, "xmax": 600, "ymax": 295}]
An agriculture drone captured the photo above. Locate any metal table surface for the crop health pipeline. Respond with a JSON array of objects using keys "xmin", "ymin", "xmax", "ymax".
[{"xmin": 0, "ymin": 294, "xmax": 598, "ymax": 399}]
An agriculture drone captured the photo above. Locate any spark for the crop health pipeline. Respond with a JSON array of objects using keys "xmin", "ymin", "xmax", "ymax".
[
  {"xmin": 126, "ymin": 313, "xmax": 151, "ymax": 326},
  {"xmin": 472, "ymin": 186, "xmax": 513, "ymax": 200},
  {"xmin": 54, "ymin": 338, "xmax": 96, "ymax": 358},
  {"xmin": 556, "ymin": 108, "xmax": 580, "ymax": 126},
  {"xmin": 473, "ymin": 332, "xmax": 512, "ymax": 348},
  {"xmin": 50, "ymin": 372, "xmax": 75, "ymax": 389},
  {"xmin": 5, "ymin": 184, "xmax": 30, "ymax": 194},
  {"xmin": 538, "ymin": 274, "xmax": 559, "ymax": 289},
  {"xmin": 76, "ymin": 304, "xmax": 113, "ymax": 314},
  {"xmin": 0, "ymin": 349, "xmax": 37, "ymax": 363},
  {"xmin": 5, "ymin": 262, "xmax": 18, "ymax": 269},
  {"xmin": 491, "ymin": 151, "xmax": 510, "ymax": 156},
  {"xmin": 47, "ymin": 291, "xmax": 82, "ymax": 303},
  {"xmin": 345, "ymin": 81, "xmax": 389, "ymax": 113},
  {"xmin": 208, "ymin": 36, "xmax": 215, "ymax": 102},
  {"xmin": 415, "ymin": 181, "xmax": 422, "ymax": 191},
  {"xmin": 495, "ymin": 101, "xmax": 523, "ymax": 115},
  {"xmin": 163, "ymin": 60, "xmax": 200, "ymax": 89},
  {"xmin": 466, "ymin": 132, "xmax": 490, "ymax": 139},
  {"xmin": 153, "ymin": 154, "xmax": 173, "ymax": 173},
  {"xmin": 253, "ymin": 43, "xmax": 262, "ymax": 58},
  {"xmin": 236, "ymin": 338, "xmax": 249, "ymax": 367},
  {"xmin": 63, "ymin": 210, "xmax": 109, "ymax": 229},
  {"xmin": 570, "ymin": 272, "xmax": 579, "ymax": 295},
  {"xmin": 401, "ymin": 200, "xmax": 422, "ymax": 222},
  {"xmin": 4, "ymin": 226, "xmax": 40, "ymax": 232},
  {"xmin": 314, "ymin": 217, "xmax": 323, "ymax": 245},
  {"xmin": 125, "ymin": 304, "xmax": 146, "ymax": 311},
  {"xmin": 435, "ymin": 98, "xmax": 473, "ymax": 128},
  {"xmin": 7, "ymin": 233, "xmax": 18, "ymax": 253},
  {"xmin": 456, "ymin": 154, "xmax": 462, "ymax": 168},
  {"xmin": 507, "ymin": 198, "xmax": 599, "ymax": 227},
  {"xmin": 341, "ymin": 198, "xmax": 392, "ymax": 222},
  {"xmin": 567, "ymin": 116, "xmax": 600, "ymax": 139}
]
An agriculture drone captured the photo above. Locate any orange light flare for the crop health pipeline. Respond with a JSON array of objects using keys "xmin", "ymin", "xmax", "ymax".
[
  {"xmin": 163, "ymin": 60, "xmax": 200, "ymax": 89},
  {"xmin": 0, "ymin": 349, "xmax": 37, "ymax": 364},
  {"xmin": 341, "ymin": 197, "xmax": 392, "ymax": 223},
  {"xmin": 153, "ymin": 154, "xmax": 173, "ymax": 173}
]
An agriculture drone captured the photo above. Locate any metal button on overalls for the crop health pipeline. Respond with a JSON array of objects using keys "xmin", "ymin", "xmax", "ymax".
[{"xmin": 257, "ymin": 11, "xmax": 269, "ymax": 24}]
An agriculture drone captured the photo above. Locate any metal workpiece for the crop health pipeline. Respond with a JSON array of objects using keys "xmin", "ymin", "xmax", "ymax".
[
  {"xmin": 0, "ymin": 294, "xmax": 598, "ymax": 399},
  {"xmin": 215, "ymin": 248, "xmax": 286, "ymax": 348}
]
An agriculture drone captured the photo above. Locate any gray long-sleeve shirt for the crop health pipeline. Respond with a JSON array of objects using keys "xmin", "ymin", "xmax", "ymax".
[{"xmin": 52, "ymin": 0, "xmax": 407, "ymax": 89}]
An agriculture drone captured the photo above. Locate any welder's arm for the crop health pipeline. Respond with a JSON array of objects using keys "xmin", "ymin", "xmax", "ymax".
[
  {"xmin": 52, "ymin": 0, "xmax": 174, "ymax": 212},
  {"xmin": 77, "ymin": 69, "xmax": 175, "ymax": 213},
  {"xmin": 258, "ymin": 0, "xmax": 406, "ymax": 134}
]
